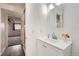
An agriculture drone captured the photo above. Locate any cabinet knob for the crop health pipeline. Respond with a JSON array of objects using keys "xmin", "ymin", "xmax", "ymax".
[{"xmin": 42, "ymin": 44, "xmax": 47, "ymax": 48}]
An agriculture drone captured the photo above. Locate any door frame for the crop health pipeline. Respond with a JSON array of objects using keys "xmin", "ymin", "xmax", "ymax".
[{"xmin": 1, "ymin": 8, "xmax": 25, "ymax": 55}]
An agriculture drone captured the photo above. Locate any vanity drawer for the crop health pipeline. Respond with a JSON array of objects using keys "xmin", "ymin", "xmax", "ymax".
[{"xmin": 37, "ymin": 39, "xmax": 63, "ymax": 56}]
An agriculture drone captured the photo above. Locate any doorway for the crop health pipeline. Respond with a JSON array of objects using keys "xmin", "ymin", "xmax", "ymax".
[
  {"xmin": 8, "ymin": 16, "xmax": 21, "ymax": 46},
  {"xmin": 1, "ymin": 8, "xmax": 25, "ymax": 56}
]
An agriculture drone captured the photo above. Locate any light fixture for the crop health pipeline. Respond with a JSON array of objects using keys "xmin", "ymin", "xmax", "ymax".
[
  {"xmin": 55, "ymin": 2, "xmax": 61, "ymax": 6},
  {"xmin": 48, "ymin": 3, "xmax": 62, "ymax": 12},
  {"xmin": 49, "ymin": 4, "xmax": 54, "ymax": 10}
]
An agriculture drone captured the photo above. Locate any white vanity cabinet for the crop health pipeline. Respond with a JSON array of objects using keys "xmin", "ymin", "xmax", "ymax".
[{"xmin": 36, "ymin": 38, "xmax": 72, "ymax": 56}]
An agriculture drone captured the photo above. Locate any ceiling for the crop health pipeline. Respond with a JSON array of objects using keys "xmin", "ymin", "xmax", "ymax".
[{"xmin": 6, "ymin": 3, "xmax": 25, "ymax": 9}]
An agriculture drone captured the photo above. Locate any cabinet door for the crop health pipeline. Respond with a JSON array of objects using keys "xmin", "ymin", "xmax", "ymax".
[{"xmin": 37, "ymin": 39, "xmax": 63, "ymax": 56}]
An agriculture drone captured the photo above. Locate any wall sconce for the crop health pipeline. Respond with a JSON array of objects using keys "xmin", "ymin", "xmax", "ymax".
[{"xmin": 48, "ymin": 3, "xmax": 62, "ymax": 12}]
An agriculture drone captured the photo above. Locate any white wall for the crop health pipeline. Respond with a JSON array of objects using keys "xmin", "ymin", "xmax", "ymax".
[
  {"xmin": 63, "ymin": 3, "xmax": 79, "ymax": 56},
  {"xmin": 0, "ymin": 9, "xmax": 1, "ymax": 55},
  {"xmin": 26, "ymin": 3, "xmax": 49, "ymax": 55},
  {"xmin": 0, "ymin": 9, "xmax": 8, "ymax": 55},
  {"xmin": 21, "ymin": 9, "xmax": 25, "ymax": 53}
]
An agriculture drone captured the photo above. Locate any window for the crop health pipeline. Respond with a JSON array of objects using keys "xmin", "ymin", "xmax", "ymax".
[{"xmin": 13, "ymin": 23, "xmax": 21, "ymax": 30}]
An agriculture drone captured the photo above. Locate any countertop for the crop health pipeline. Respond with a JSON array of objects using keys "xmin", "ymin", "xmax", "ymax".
[{"xmin": 37, "ymin": 37, "xmax": 72, "ymax": 50}]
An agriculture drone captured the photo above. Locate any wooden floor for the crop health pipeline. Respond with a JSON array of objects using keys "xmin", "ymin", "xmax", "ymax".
[
  {"xmin": 2, "ymin": 36, "xmax": 25, "ymax": 56},
  {"xmin": 2, "ymin": 45, "xmax": 25, "ymax": 56}
]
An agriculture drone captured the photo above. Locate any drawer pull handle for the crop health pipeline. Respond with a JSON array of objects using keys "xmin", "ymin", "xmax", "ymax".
[{"xmin": 42, "ymin": 45, "xmax": 47, "ymax": 48}]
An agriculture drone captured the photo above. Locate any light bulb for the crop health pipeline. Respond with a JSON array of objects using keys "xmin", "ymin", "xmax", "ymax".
[{"xmin": 56, "ymin": 2, "xmax": 61, "ymax": 6}]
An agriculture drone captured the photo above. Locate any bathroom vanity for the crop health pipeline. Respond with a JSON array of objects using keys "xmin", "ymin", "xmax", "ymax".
[{"xmin": 36, "ymin": 37, "xmax": 72, "ymax": 56}]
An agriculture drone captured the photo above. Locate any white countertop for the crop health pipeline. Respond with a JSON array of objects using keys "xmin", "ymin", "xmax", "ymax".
[{"xmin": 37, "ymin": 37, "xmax": 72, "ymax": 50}]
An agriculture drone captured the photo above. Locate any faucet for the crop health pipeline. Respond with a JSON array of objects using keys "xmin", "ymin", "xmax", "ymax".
[{"xmin": 52, "ymin": 32, "xmax": 58, "ymax": 40}]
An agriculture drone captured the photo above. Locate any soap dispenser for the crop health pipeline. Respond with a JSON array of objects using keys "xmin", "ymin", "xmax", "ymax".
[{"xmin": 52, "ymin": 32, "xmax": 58, "ymax": 40}]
